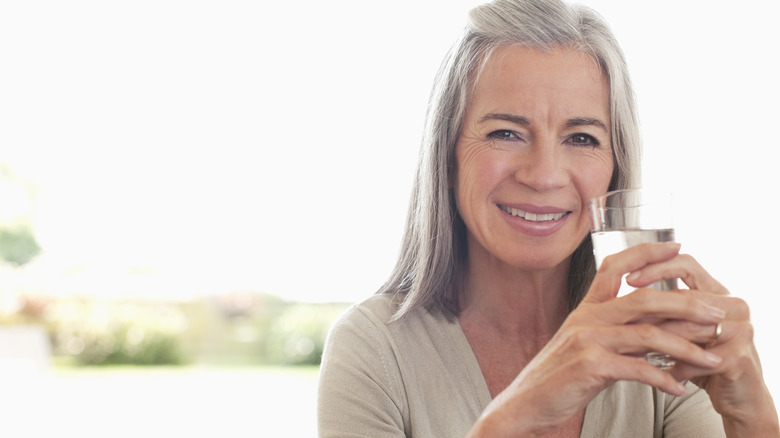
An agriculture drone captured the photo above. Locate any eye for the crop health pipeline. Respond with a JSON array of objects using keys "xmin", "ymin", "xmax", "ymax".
[
  {"xmin": 487, "ymin": 130, "xmax": 522, "ymax": 141},
  {"xmin": 568, "ymin": 133, "xmax": 601, "ymax": 147}
]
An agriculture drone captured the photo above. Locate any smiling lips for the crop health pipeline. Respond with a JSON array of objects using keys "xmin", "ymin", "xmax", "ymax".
[{"xmin": 498, "ymin": 204, "xmax": 569, "ymax": 222}]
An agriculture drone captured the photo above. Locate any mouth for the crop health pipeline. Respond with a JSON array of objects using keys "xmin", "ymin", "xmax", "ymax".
[{"xmin": 498, "ymin": 204, "xmax": 570, "ymax": 222}]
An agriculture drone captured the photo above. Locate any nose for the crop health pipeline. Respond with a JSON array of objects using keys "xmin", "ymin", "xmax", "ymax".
[{"xmin": 513, "ymin": 143, "xmax": 569, "ymax": 192}]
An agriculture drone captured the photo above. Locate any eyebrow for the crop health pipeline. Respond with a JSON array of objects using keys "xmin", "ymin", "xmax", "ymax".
[
  {"xmin": 479, "ymin": 113, "xmax": 530, "ymax": 126},
  {"xmin": 479, "ymin": 113, "xmax": 609, "ymax": 132},
  {"xmin": 565, "ymin": 117, "xmax": 609, "ymax": 132}
]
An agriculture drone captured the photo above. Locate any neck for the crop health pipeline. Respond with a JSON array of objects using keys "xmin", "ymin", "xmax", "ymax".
[{"xmin": 459, "ymin": 247, "xmax": 571, "ymax": 342}]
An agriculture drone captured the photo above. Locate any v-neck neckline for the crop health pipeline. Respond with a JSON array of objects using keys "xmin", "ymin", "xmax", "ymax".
[{"xmin": 444, "ymin": 314, "xmax": 603, "ymax": 437}]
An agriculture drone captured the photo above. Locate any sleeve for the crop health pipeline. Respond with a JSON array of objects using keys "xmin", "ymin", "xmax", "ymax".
[
  {"xmin": 662, "ymin": 381, "xmax": 726, "ymax": 438},
  {"xmin": 317, "ymin": 306, "xmax": 408, "ymax": 438}
]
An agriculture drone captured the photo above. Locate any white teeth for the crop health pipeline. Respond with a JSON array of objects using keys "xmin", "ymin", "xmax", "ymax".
[{"xmin": 501, "ymin": 205, "xmax": 566, "ymax": 222}]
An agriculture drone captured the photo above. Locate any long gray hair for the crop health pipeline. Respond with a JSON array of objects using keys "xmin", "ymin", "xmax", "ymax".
[{"xmin": 379, "ymin": 0, "xmax": 642, "ymax": 319}]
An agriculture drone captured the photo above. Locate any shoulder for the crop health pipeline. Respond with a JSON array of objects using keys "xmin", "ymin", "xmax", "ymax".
[
  {"xmin": 318, "ymin": 293, "xmax": 411, "ymax": 437},
  {"xmin": 319, "ymin": 293, "xmax": 483, "ymax": 438},
  {"xmin": 324, "ymin": 292, "xmax": 450, "ymax": 358},
  {"xmin": 326, "ymin": 293, "xmax": 401, "ymax": 343},
  {"xmin": 327, "ymin": 292, "xmax": 444, "ymax": 343},
  {"xmin": 320, "ymin": 293, "xmax": 407, "ymax": 386},
  {"xmin": 321, "ymin": 292, "xmax": 457, "ymax": 391},
  {"xmin": 354, "ymin": 292, "xmax": 404, "ymax": 323}
]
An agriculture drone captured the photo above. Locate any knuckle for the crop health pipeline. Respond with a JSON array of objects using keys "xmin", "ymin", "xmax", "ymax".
[
  {"xmin": 635, "ymin": 324, "xmax": 656, "ymax": 342},
  {"xmin": 578, "ymin": 347, "xmax": 602, "ymax": 369},
  {"xmin": 678, "ymin": 320, "xmax": 701, "ymax": 335},
  {"xmin": 599, "ymin": 254, "xmax": 619, "ymax": 272},
  {"xmin": 567, "ymin": 307, "xmax": 591, "ymax": 324},
  {"xmin": 731, "ymin": 350, "xmax": 756, "ymax": 372},
  {"xmin": 681, "ymin": 295, "xmax": 701, "ymax": 312},
  {"xmin": 579, "ymin": 348, "xmax": 616, "ymax": 381},
  {"xmin": 629, "ymin": 289, "xmax": 654, "ymax": 307},
  {"xmin": 729, "ymin": 297, "xmax": 751, "ymax": 319},
  {"xmin": 738, "ymin": 321, "xmax": 755, "ymax": 341},
  {"xmin": 679, "ymin": 253, "xmax": 697, "ymax": 265},
  {"xmin": 630, "ymin": 288, "xmax": 659, "ymax": 311},
  {"xmin": 568, "ymin": 325, "xmax": 593, "ymax": 348}
]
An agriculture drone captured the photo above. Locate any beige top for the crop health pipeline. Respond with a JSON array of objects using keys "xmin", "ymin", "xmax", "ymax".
[{"xmin": 318, "ymin": 293, "xmax": 726, "ymax": 437}]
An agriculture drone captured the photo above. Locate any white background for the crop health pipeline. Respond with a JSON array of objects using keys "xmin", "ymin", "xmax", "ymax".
[{"xmin": 1, "ymin": 0, "xmax": 778, "ymax": 399}]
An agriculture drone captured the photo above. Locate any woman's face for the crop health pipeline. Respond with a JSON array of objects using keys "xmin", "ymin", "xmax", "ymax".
[{"xmin": 453, "ymin": 45, "xmax": 614, "ymax": 271}]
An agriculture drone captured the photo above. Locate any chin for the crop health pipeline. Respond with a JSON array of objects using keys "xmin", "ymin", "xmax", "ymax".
[{"xmin": 509, "ymin": 253, "xmax": 571, "ymax": 272}]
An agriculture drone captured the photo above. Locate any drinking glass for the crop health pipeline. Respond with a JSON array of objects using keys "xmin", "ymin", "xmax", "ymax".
[{"xmin": 588, "ymin": 188, "xmax": 678, "ymax": 369}]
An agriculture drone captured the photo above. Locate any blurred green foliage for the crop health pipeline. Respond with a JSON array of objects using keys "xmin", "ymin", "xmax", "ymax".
[
  {"xmin": 0, "ymin": 166, "xmax": 352, "ymax": 367},
  {"xmin": 262, "ymin": 303, "xmax": 349, "ymax": 365},
  {"xmin": 2, "ymin": 292, "xmax": 350, "ymax": 367},
  {"xmin": 0, "ymin": 166, "xmax": 354, "ymax": 367},
  {"xmin": 48, "ymin": 299, "xmax": 188, "ymax": 366},
  {"xmin": 0, "ymin": 225, "xmax": 41, "ymax": 266}
]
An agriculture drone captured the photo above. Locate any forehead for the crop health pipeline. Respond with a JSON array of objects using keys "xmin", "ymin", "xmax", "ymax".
[{"xmin": 469, "ymin": 45, "xmax": 610, "ymax": 119}]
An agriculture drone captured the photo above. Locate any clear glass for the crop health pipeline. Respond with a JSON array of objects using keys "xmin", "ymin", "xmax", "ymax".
[{"xmin": 588, "ymin": 189, "xmax": 677, "ymax": 369}]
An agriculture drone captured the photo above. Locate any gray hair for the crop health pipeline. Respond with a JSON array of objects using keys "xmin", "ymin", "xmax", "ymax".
[{"xmin": 379, "ymin": 0, "xmax": 642, "ymax": 319}]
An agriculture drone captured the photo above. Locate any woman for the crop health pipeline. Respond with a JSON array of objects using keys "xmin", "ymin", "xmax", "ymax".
[{"xmin": 318, "ymin": 0, "xmax": 779, "ymax": 436}]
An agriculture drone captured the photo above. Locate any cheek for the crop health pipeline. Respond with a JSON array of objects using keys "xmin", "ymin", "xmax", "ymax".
[
  {"xmin": 455, "ymin": 150, "xmax": 507, "ymax": 205},
  {"xmin": 577, "ymin": 153, "xmax": 614, "ymax": 198}
]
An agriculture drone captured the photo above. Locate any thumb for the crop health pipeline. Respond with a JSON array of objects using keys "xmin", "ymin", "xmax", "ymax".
[{"xmin": 582, "ymin": 241, "xmax": 681, "ymax": 304}]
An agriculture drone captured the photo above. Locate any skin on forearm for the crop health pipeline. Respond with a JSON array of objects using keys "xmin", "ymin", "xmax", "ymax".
[
  {"xmin": 721, "ymin": 396, "xmax": 780, "ymax": 438},
  {"xmin": 465, "ymin": 402, "xmax": 543, "ymax": 438},
  {"xmin": 723, "ymin": 418, "xmax": 780, "ymax": 438}
]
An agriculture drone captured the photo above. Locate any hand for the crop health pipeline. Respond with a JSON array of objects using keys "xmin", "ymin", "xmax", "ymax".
[
  {"xmin": 473, "ymin": 242, "xmax": 725, "ymax": 436},
  {"xmin": 625, "ymin": 253, "xmax": 780, "ymax": 436}
]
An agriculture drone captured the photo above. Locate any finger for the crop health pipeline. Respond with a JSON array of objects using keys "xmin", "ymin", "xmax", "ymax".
[
  {"xmin": 596, "ymin": 324, "xmax": 723, "ymax": 370},
  {"xmin": 595, "ymin": 353, "xmax": 688, "ymax": 396},
  {"xmin": 584, "ymin": 242, "xmax": 681, "ymax": 304},
  {"xmin": 678, "ymin": 291, "xmax": 750, "ymax": 321},
  {"xmin": 598, "ymin": 288, "xmax": 726, "ymax": 326},
  {"xmin": 656, "ymin": 320, "xmax": 725, "ymax": 345},
  {"xmin": 669, "ymin": 320, "xmax": 754, "ymax": 382},
  {"xmin": 626, "ymin": 253, "xmax": 729, "ymax": 296}
]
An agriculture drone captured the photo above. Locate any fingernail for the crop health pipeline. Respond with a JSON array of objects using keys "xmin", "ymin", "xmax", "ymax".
[
  {"xmin": 675, "ymin": 381, "xmax": 687, "ymax": 395},
  {"xmin": 708, "ymin": 306, "xmax": 726, "ymax": 320},
  {"xmin": 705, "ymin": 352, "xmax": 723, "ymax": 365},
  {"xmin": 667, "ymin": 242, "xmax": 681, "ymax": 249},
  {"xmin": 626, "ymin": 271, "xmax": 641, "ymax": 283}
]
